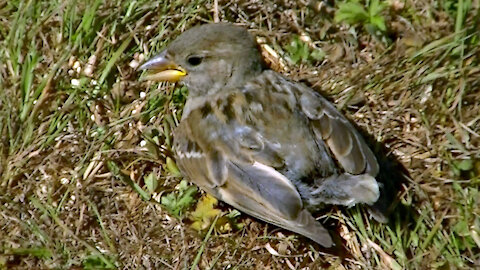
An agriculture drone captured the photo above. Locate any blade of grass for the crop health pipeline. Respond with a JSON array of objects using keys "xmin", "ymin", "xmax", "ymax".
[
  {"xmin": 88, "ymin": 199, "xmax": 116, "ymax": 254},
  {"xmin": 190, "ymin": 215, "xmax": 219, "ymax": 270},
  {"xmin": 107, "ymin": 160, "xmax": 150, "ymax": 200},
  {"xmin": 420, "ymin": 211, "xmax": 447, "ymax": 250},
  {"xmin": 98, "ymin": 35, "xmax": 133, "ymax": 85}
]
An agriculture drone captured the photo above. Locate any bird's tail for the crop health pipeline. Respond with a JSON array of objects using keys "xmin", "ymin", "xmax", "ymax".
[{"xmin": 308, "ymin": 173, "xmax": 380, "ymax": 207}]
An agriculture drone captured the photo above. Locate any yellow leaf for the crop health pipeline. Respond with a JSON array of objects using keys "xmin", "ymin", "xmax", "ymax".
[{"xmin": 190, "ymin": 194, "xmax": 222, "ymax": 231}]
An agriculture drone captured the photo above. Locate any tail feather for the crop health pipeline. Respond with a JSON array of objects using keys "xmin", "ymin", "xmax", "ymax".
[{"xmin": 309, "ymin": 173, "xmax": 380, "ymax": 207}]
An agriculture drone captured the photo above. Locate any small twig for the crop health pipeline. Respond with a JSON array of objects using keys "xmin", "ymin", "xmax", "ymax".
[{"xmin": 213, "ymin": 0, "xmax": 219, "ymax": 23}]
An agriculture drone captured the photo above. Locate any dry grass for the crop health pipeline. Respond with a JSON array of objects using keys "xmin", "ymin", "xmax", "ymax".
[{"xmin": 1, "ymin": 0, "xmax": 479, "ymax": 269}]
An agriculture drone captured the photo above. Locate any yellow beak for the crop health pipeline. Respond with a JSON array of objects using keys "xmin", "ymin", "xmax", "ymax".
[{"xmin": 138, "ymin": 51, "xmax": 187, "ymax": 82}]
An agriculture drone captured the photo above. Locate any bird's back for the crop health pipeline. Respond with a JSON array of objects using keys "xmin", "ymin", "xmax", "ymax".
[{"xmin": 239, "ymin": 70, "xmax": 339, "ymax": 183}]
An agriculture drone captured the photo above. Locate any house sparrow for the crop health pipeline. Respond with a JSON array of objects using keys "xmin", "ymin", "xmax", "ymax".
[{"xmin": 139, "ymin": 23, "xmax": 380, "ymax": 247}]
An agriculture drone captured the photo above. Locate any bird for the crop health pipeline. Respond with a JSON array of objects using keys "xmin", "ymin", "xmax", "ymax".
[{"xmin": 139, "ymin": 23, "xmax": 381, "ymax": 247}]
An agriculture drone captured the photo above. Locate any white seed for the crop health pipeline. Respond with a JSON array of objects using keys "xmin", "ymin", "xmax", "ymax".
[
  {"xmin": 60, "ymin": 178, "xmax": 69, "ymax": 185},
  {"xmin": 83, "ymin": 65, "xmax": 94, "ymax": 76},
  {"xmin": 129, "ymin": 59, "xmax": 139, "ymax": 69},
  {"xmin": 71, "ymin": 78, "xmax": 80, "ymax": 87},
  {"xmin": 299, "ymin": 34, "xmax": 311, "ymax": 43},
  {"xmin": 68, "ymin": 56, "xmax": 76, "ymax": 67},
  {"xmin": 88, "ymin": 55, "xmax": 97, "ymax": 65}
]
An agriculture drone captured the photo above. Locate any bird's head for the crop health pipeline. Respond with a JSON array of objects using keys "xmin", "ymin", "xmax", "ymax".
[{"xmin": 139, "ymin": 23, "xmax": 264, "ymax": 97}]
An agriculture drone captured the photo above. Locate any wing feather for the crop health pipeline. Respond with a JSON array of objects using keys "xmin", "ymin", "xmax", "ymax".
[
  {"xmin": 220, "ymin": 161, "xmax": 333, "ymax": 247},
  {"xmin": 299, "ymin": 89, "xmax": 379, "ymax": 176}
]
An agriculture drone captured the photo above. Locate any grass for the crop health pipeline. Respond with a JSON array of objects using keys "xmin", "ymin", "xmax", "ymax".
[{"xmin": 1, "ymin": 0, "xmax": 479, "ymax": 269}]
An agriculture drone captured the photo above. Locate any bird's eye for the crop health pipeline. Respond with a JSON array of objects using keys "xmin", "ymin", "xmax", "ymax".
[{"xmin": 187, "ymin": 56, "xmax": 203, "ymax": 66}]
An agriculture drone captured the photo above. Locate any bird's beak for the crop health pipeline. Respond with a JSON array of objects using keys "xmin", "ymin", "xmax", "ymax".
[{"xmin": 138, "ymin": 51, "xmax": 187, "ymax": 82}]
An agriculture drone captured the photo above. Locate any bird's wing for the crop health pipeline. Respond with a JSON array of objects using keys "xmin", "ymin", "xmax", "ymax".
[
  {"xmin": 173, "ymin": 94, "xmax": 333, "ymax": 246},
  {"xmin": 296, "ymin": 84, "xmax": 379, "ymax": 176},
  {"xmin": 220, "ymin": 160, "xmax": 333, "ymax": 247}
]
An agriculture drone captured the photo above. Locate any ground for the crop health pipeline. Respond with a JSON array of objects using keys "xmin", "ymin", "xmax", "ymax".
[{"xmin": 0, "ymin": 0, "xmax": 479, "ymax": 269}]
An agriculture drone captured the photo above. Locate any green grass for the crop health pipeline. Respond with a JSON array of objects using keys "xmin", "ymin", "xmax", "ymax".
[{"xmin": 1, "ymin": 0, "xmax": 479, "ymax": 269}]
